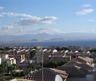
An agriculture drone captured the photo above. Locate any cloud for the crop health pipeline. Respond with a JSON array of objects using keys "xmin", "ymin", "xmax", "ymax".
[
  {"xmin": 17, "ymin": 18, "xmax": 39, "ymax": 26},
  {"xmin": 17, "ymin": 16, "xmax": 40, "ymax": 26},
  {"xmin": 0, "ymin": 14, "xmax": 3, "ymax": 17},
  {"xmin": 76, "ymin": 5, "xmax": 95, "ymax": 15},
  {"xmin": 1, "ymin": 12, "xmax": 57, "ymax": 25},
  {"xmin": 0, "ymin": 6, "xmax": 58, "ymax": 26},
  {"xmin": 24, "ymin": 28, "xmax": 64, "ymax": 35},
  {"xmin": 1, "ymin": 26, "xmax": 64, "ymax": 35},
  {"xmin": 40, "ymin": 16, "xmax": 57, "ymax": 24},
  {"xmin": 1, "ymin": 24, "xmax": 14, "ymax": 31},
  {"xmin": 0, "ymin": 6, "xmax": 58, "ymax": 35},
  {"xmin": 0, "ymin": 23, "xmax": 24, "ymax": 35},
  {"xmin": 0, "ymin": 6, "xmax": 4, "ymax": 10},
  {"xmin": 76, "ymin": 8, "xmax": 94, "ymax": 15},
  {"xmin": 34, "ymin": 28, "xmax": 64, "ymax": 34},
  {"xmin": 0, "ymin": 6, "xmax": 58, "ymax": 25},
  {"xmin": 1, "ymin": 12, "xmax": 34, "ymax": 18},
  {"xmin": 0, "ymin": 6, "xmax": 5, "ymax": 17},
  {"xmin": 17, "ymin": 16, "xmax": 57, "ymax": 26}
]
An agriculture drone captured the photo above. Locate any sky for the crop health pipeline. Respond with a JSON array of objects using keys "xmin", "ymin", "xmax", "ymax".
[{"xmin": 0, "ymin": 0, "xmax": 96, "ymax": 35}]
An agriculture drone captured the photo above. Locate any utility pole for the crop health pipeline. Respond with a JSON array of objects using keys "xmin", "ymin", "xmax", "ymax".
[{"xmin": 41, "ymin": 47, "xmax": 44, "ymax": 81}]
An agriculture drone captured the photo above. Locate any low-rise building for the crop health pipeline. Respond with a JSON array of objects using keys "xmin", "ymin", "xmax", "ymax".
[{"xmin": 25, "ymin": 68, "xmax": 68, "ymax": 81}]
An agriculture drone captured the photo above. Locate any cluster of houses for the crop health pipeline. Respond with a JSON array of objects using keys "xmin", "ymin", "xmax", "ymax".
[
  {"xmin": 0, "ymin": 46, "xmax": 95, "ymax": 81},
  {"xmin": 0, "ymin": 47, "xmax": 30, "ymax": 66}
]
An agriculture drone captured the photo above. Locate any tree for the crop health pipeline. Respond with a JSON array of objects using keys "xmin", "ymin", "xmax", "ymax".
[
  {"xmin": 44, "ymin": 61, "xmax": 67, "ymax": 68},
  {"xmin": 0, "ymin": 61, "xmax": 17, "ymax": 80},
  {"xmin": 29, "ymin": 50, "xmax": 36, "ymax": 59}
]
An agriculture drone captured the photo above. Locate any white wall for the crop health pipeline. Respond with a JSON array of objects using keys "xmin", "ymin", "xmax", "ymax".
[{"xmin": 55, "ymin": 75, "xmax": 63, "ymax": 81}]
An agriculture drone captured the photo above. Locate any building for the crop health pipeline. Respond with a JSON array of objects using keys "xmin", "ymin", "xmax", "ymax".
[
  {"xmin": 25, "ymin": 68, "xmax": 68, "ymax": 81},
  {"xmin": 57, "ymin": 56, "xmax": 93, "ymax": 78}
]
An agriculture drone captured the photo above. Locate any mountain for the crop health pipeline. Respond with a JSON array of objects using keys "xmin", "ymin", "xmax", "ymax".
[{"xmin": 0, "ymin": 32, "xmax": 96, "ymax": 43}]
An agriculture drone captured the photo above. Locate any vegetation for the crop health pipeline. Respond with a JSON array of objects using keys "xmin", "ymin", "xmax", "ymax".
[
  {"xmin": 12, "ymin": 71, "xmax": 25, "ymax": 77},
  {"xmin": 0, "ymin": 47, "xmax": 11, "ymax": 51},
  {"xmin": 44, "ymin": 61, "xmax": 67, "ymax": 68},
  {"xmin": 29, "ymin": 49, "xmax": 36, "ymax": 58},
  {"xmin": 93, "ymin": 59, "xmax": 96, "ymax": 64},
  {"xmin": 0, "ymin": 61, "xmax": 25, "ymax": 80}
]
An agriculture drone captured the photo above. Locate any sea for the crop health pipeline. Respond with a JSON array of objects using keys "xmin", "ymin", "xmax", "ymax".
[{"xmin": 1, "ymin": 40, "xmax": 96, "ymax": 47}]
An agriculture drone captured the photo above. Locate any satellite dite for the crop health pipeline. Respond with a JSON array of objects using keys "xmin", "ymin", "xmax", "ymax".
[{"xmin": 55, "ymin": 75, "xmax": 63, "ymax": 81}]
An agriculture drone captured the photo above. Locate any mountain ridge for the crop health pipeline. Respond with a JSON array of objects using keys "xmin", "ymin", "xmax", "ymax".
[{"xmin": 0, "ymin": 32, "xmax": 96, "ymax": 43}]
